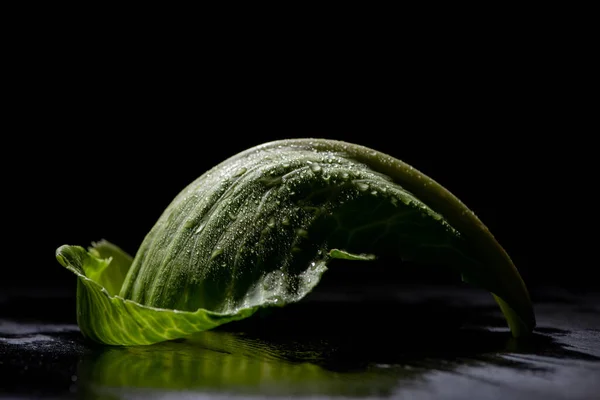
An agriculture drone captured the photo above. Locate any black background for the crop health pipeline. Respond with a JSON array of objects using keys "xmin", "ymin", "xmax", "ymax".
[
  {"xmin": 3, "ymin": 27, "xmax": 593, "ymax": 294},
  {"xmin": 0, "ymin": 15, "xmax": 596, "ymax": 400}
]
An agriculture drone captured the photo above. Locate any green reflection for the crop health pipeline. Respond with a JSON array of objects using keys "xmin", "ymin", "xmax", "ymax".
[
  {"xmin": 78, "ymin": 329, "xmax": 420, "ymax": 398},
  {"xmin": 76, "ymin": 291, "xmax": 596, "ymax": 399},
  {"xmin": 75, "ymin": 295, "xmax": 501, "ymax": 398}
]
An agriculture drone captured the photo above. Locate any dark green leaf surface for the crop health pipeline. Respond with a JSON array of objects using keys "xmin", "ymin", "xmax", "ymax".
[{"xmin": 56, "ymin": 138, "xmax": 535, "ymax": 345}]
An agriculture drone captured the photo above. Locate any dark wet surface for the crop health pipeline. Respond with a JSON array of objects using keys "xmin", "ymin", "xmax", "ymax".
[{"xmin": 1, "ymin": 284, "xmax": 599, "ymax": 399}]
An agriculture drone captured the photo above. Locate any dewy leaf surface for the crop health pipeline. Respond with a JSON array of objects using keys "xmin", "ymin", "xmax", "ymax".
[{"xmin": 56, "ymin": 138, "xmax": 536, "ymax": 345}]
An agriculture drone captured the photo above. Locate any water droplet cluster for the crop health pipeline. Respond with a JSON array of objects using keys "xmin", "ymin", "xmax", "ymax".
[{"xmin": 120, "ymin": 140, "xmax": 462, "ymax": 315}]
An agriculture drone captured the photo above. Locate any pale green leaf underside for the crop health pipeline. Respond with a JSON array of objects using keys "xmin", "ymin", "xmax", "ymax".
[
  {"xmin": 56, "ymin": 138, "xmax": 535, "ymax": 345},
  {"xmin": 329, "ymin": 249, "xmax": 377, "ymax": 261},
  {"xmin": 56, "ymin": 243, "xmax": 260, "ymax": 345}
]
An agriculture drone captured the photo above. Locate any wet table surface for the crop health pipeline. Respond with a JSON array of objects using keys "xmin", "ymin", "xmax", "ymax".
[{"xmin": 1, "ymin": 283, "xmax": 599, "ymax": 400}]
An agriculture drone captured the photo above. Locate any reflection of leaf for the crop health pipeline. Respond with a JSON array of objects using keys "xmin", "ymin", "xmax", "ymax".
[
  {"xmin": 76, "ymin": 289, "xmax": 599, "ymax": 399},
  {"xmin": 56, "ymin": 139, "xmax": 535, "ymax": 345},
  {"xmin": 78, "ymin": 331, "xmax": 417, "ymax": 398}
]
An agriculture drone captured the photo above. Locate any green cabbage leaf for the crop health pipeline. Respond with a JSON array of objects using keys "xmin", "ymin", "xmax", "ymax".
[{"xmin": 56, "ymin": 139, "xmax": 535, "ymax": 345}]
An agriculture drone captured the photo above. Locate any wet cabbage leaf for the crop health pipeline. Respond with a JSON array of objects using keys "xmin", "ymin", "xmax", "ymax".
[{"xmin": 56, "ymin": 138, "xmax": 535, "ymax": 345}]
